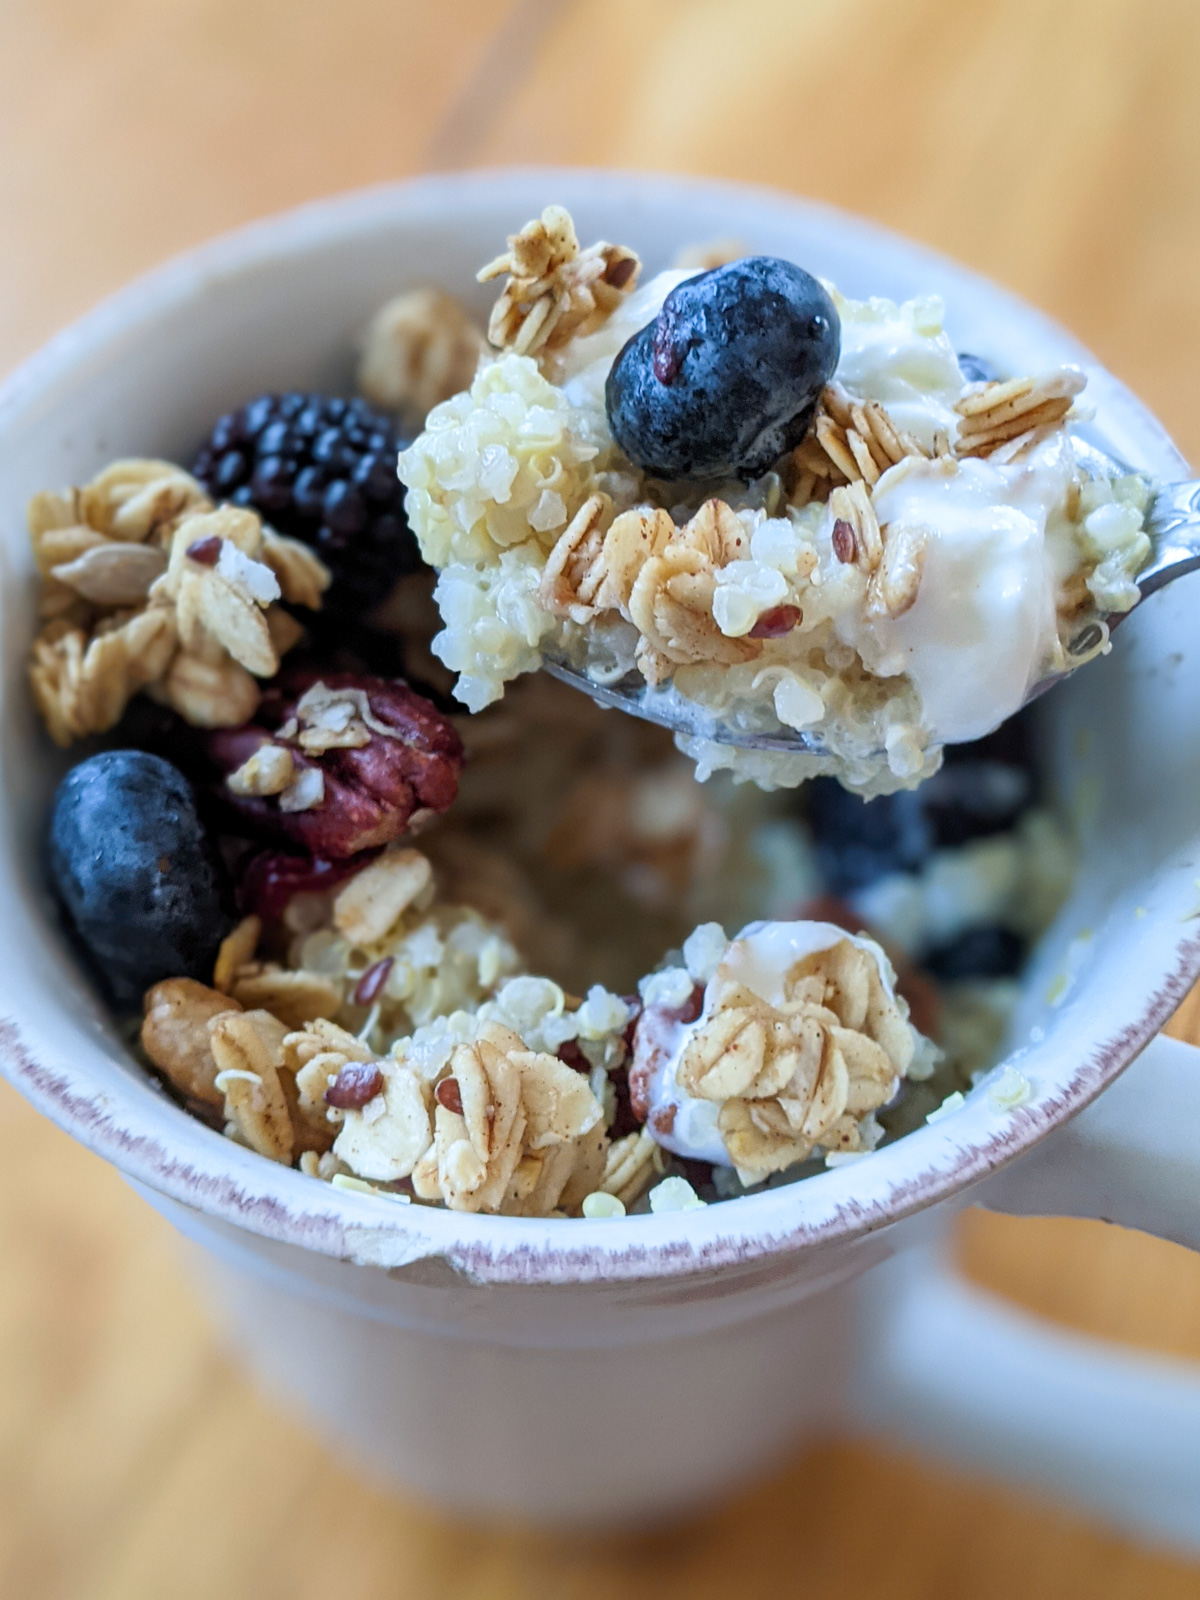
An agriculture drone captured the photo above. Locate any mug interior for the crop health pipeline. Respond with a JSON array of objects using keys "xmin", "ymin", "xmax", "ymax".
[{"xmin": 0, "ymin": 168, "xmax": 1196, "ymax": 1284}]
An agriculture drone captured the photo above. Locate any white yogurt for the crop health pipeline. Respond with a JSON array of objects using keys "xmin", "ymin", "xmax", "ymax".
[
  {"xmin": 832, "ymin": 291, "xmax": 964, "ymax": 451},
  {"xmin": 840, "ymin": 436, "xmax": 1078, "ymax": 745},
  {"xmin": 635, "ymin": 920, "xmax": 899, "ymax": 1165}
]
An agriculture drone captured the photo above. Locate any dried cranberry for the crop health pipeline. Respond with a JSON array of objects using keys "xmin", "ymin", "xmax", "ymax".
[
  {"xmin": 608, "ymin": 1066, "xmax": 642, "ymax": 1139},
  {"xmin": 620, "ymin": 994, "xmax": 642, "ymax": 1054},
  {"xmin": 435, "ymin": 1077, "xmax": 463, "ymax": 1115},
  {"xmin": 556, "ymin": 1040, "xmax": 590, "ymax": 1073},
  {"xmin": 206, "ymin": 670, "xmax": 464, "ymax": 859},
  {"xmin": 325, "ymin": 1061, "xmax": 384, "ymax": 1110},
  {"xmin": 237, "ymin": 847, "xmax": 373, "ymax": 921},
  {"xmin": 626, "ymin": 984, "xmax": 705, "ymax": 1123},
  {"xmin": 663, "ymin": 983, "xmax": 705, "ymax": 1025}
]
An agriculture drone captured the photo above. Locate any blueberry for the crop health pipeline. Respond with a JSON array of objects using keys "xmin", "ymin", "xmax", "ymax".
[
  {"xmin": 806, "ymin": 779, "xmax": 932, "ymax": 894},
  {"xmin": 957, "ymin": 352, "xmax": 1001, "ymax": 384},
  {"xmin": 923, "ymin": 926, "xmax": 1024, "ymax": 982},
  {"xmin": 47, "ymin": 751, "xmax": 231, "ymax": 1004},
  {"xmin": 919, "ymin": 759, "xmax": 1031, "ymax": 849},
  {"xmin": 606, "ymin": 257, "xmax": 840, "ymax": 481}
]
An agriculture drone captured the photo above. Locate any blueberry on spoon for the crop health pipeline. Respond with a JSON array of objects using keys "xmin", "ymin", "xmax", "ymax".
[{"xmin": 605, "ymin": 257, "xmax": 840, "ymax": 480}]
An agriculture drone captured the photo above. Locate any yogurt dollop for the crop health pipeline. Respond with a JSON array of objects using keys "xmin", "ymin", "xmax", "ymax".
[
  {"xmin": 832, "ymin": 290, "xmax": 964, "ymax": 451},
  {"xmin": 841, "ymin": 437, "xmax": 1076, "ymax": 744}
]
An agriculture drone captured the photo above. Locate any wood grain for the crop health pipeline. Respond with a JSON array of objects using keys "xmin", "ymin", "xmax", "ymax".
[{"xmin": 2, "ymin": 0, "xmax": 1200, "ymax": 1593}]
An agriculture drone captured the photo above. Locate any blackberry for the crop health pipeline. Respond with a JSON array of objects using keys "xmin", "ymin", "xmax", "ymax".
[{"xmin": 191, "ymin": 392, "xmax": 420, "ymax": 614}]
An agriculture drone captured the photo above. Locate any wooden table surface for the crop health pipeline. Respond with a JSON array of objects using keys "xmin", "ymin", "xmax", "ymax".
[{"xmin": 3, "ymin": 0, "xmax": 1200, "ymax": 1593}]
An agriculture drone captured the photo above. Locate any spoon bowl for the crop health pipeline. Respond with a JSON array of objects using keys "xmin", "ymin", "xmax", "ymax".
[{"xmin": 545, "ymin": 448, "xmax": 1200, "ymax": 758}]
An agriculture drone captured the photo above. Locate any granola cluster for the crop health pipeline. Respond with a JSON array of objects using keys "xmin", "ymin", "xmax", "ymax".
[
  {"xmin": 673, "ymin": 937, "xmax": 915, "ymax": 1182},
  {"xmin": 477, "ymin": 204, "xmax": 641, "ymax": 361},
  {"xmin": 793, "ymin": 383, "xmax": 948, "ymax": 502},
  {"xmin": 28, "ymin": 462, "xmax": 330, "ymax": 744},
  {"xmin": 142, "ymin": 844, "xmax": 929, "ymax": 1212},
  {"xmin": 357, "ymin": 287, "xmax": 488, "ymax": 423},
  {"xmin": 138, "ymin": 843, "xmax": 654, "ymax": 1216}
]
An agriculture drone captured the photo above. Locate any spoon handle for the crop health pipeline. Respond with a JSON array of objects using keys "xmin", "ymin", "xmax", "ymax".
[{"xmin": 1141, "ymin": 478, "xmax": 1200, "ymax": 597}]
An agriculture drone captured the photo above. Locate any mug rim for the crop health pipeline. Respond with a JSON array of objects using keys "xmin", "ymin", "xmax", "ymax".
[{"xmin": 1, "ymin": 165, "xmax": 1196, "ymax": 1286}]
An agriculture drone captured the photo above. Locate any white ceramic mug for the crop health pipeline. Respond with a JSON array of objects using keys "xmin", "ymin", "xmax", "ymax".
[{"xmin": 3, "ymin": 170, "xmax": 1200, "ymax": 1546}]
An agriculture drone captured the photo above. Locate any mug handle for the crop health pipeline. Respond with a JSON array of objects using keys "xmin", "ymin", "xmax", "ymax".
[{"xmin": 850, "ymin": 1033, "xmax": 1200, "ymax": 1553}]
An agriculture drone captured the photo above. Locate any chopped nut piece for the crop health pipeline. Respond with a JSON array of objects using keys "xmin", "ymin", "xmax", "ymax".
[
  {"xmin": 209, "ymin": 1009, "xmax": 295, "ymax": 1163},
  {"xmin": 206, "ymin": 672, "xmax": 464, "ymax": 859},
  {"xmin": 227, "ymin": 743, "xmax": 296, "ymax": 797},
  {"xmin": 141, "ymin": 978, "xmax": 243, "ymax": 1106},
  {"xmin": 279, "ymin": 766, "xmax": 326, "ymax": 813},
  {"xmin": 478, "ymin": 204, "xmax": 641, "ymax": 360},
  {"xmin": 357, "ymin": 287, "xmax": 488, "ymax": 420},
  {"xmin": 228, "ymin": 967, "xmax": 343, "ymax": 1029},
  {"xmin": 213, "ymin": 915, "xmax": 262, "ymax": 993},
  {"xmin": 49, "ymin": 542, "xmax": 168, "ymax": 606},
  {"xmin": 333, "ymin": 846, "xmax": 433, "ymax": 946}
]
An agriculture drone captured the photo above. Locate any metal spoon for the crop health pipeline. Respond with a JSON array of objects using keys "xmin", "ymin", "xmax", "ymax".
[{"xmin": 543, "ymin": 445, "xmax": 1200, "ymax": 755}]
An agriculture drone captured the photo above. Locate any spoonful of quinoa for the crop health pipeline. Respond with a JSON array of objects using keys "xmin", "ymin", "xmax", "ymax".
[{"xmin": 398, "ymin": 205, "xmax": 1198, "ymax": 795}]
